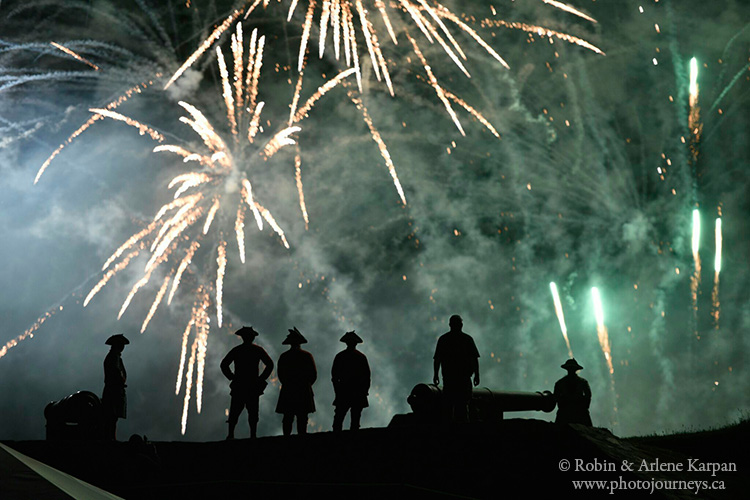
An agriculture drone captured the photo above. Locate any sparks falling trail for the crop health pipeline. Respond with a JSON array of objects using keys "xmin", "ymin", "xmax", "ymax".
[
  {"xmin": 712, "ymin": 217, "xmax": 722, "ymax": 327},
  {"xmin": 591, "ymin": 287, "xmax": 614, "ymax": 375},
  {"xmin": 0, "ymin": 306, "xmax": 63, "ymax": 359},
  {"xmin": 549, "ymin": 282, "xmax": 573, "ymax": 358},
  {"xmin": 688, "ymin": 57, "xmax": 702, "ymax": 163},
  {"xmin": 50, "ymin": 42, "xmax": 100, "ymax": 71},
  {"xmin": 690, "ymin": 209, "xmax": 701, "ymax": 334}
]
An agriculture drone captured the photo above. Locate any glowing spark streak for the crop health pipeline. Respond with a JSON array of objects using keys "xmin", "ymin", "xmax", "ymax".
[
  {"xmin": 216, "ymin": 242, "xmax": 227, "ymax": 327},
  {"xmin": 35, "ymin": 82, "xmax": 153, "ymax": 183},
  {"xmin": 292, "ymin": 68, "xmax": 357, "ymax": 124},
  {"xmin": 181, "ymin": 338, "xmax": 198, "ymax": 434},
  {"xmin": 255, "ymin": 203, "xmax": 290, "ymax": 248},
  {"xmin": 196, "ymin": 315, "xmax": 209, "ymax": 413},
  {"xmin": 168, "ymin": 241, "xmax": 200, "ymax": 305},
  {"xmin": 175, "ymin": 320, "xmax": 193, "ymax": 394},
  {"xmin": 443, "ymin": 90, "xmax": 501, "ymax": 138},
  {"xmin": 247, "ymin": 102, "xmax": 265, "ymax": 143},
  {"xmin": 203, "ymin": 198, "xmax": 221, "ymax": 234},
  {"xmin": 263, "ymin": 126, "xmax": 301, "ymax": 157},
  {"xmin": 415, "ymin": 0, "xmax": 467, "ymax": 61},
  {"xmin": 118, "ymin": 274, "xmax": 151, "ymax": 320},
  {"xmin": 350, "ymin": 93, "xmax": 407, "ymax": 204},
  {"xmin": 169, "ymin": 173, "xmax": 211, "ymax": 199},
  {"xmin": 145, "ymin": 207, "xmax": 203, "ymax": 273},
  {"xmin": 478, "ymin": 19, "xmax": 604, "ymax": 56},
  {"xmin": 50, "ymin": 42, "xmax": 100, "ymax": 70},
  {"xmin": 288, "ymin": 0, "xmax": 300, "ymax": 21},
  {"xmin": 154, "ymin": 194, "xmax": 202, "ymax": 222},
  {"xmin": 539, "ymin": 0, "xmax": 598, "ymax": 23},
  {"xmin": 178, "ymin": 102, "xmax": 229, "ymax": 161},
  {"xmin": 348, "ymin": 7, "xmax": 363, "ymax": 92},
  {"xmin": 89, "ymin": 108, "xmax": 165, "ymax": 142},
  {"xmin": 151, "ymin": 197, "xmax": 202, "ymax": 252},
  {"xmin": 295, "ymin": 152, "xmax": 309, "ymax": 228},
  {"xmin": 0, "ymin": 307, "xmax": 61, "ymax": 359},
  {"xmin": 343, "ymin": 2, "xmax": 352, "ymax": 67},
  {"xmin": 355, "ymin": 0, "xmax": 383, "ymax": 82},
  {"xmin": 298, "ymin": 0, "xmax": 318, "ymax": 72},
  {"xmin": 289, "ymin": 71, "xmax": 306, "ymax": 126},
  {"xmin": 399, "ymin": 0, "xmax": 435, "ymax": 43},
  {"xmin": 232, "ymin": 24, "xmax": 244, "ymax": 122},
  {"xmin": 550, "ymin": 282, "xmax": 573, "ymax": 358},
  {"xmin": 247, "ymin": 34, "xmax": 265, "ymax": 113},
  {"xmin": 689, "ymin": 57, "xmax": 699, "ymax": 101},
  {"xmin": 141, "ymin": 275, "xmax": 171, "ymax": 333},
  {"xmin": 164, "ymin": 7, "xmax": 248, "ymax": 90},
  {"xmin": 236, "ymin": 205, "xmax": 246, "ymax": 263},
  {"xmin": 375, "ymin": 0, "xmax": 398, "ymax": 45},
  {"xmin": 433, "ymin": 6, "xmax": 511, "ymax": 67},
  {"xmin": 714, "ymin": 218, "xmax": 722, "ymax": 273},
  {"xmin": 319, "ymin": 0, "xmax": 332, "ymax": 58},
  {"xmin": 406, "ymin": 34, "xmax": 465, "ymax": 136},
  {"xmin": 692, "ymin": 209, "xmax": 701, "ymax": 259},
  {"xmin": 154, "ymin": 145, "xmax": 212, "ymax": 166},
  {"xmin": 217, "ymin": 47, "xmax": 238, "ymax": 138},
  {"xmin": 242, "ymin": 179, "xmax": 264, "ymax": 230},
  {"xmin": 332, "ymin": 0, "xmax": 342, "ymax": 59},
  {"xmin": 84, "ymin": 250, "xmax": 140, "ymax": 307},
  {"xmin": 591, "ymin": 287, "xmax": 614, "ymax": 375},
  {"xmin": 102, "ymin": 221, "xmax": 160, "ymax": 271}
]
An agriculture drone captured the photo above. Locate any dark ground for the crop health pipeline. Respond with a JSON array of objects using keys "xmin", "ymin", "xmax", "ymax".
[{"xmin": 3, "ymin": 418, "xmax": 748, "ymax": 499}]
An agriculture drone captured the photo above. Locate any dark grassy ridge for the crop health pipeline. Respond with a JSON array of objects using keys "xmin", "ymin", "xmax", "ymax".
[{"xmin": 4, "ymin": 419, "xmax": 747, "ymax": 499}]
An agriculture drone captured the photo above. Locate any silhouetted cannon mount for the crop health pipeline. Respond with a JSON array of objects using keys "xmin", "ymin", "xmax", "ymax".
[{"xmin": 44, "ymin": 391, "xmax": 103, "ymax": 440}]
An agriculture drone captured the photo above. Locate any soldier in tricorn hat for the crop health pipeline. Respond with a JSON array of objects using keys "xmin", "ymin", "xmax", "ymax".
[
  {"xmin": 554, "ymin": 358, "xmax": 592, "ymax": 426},
  {"xmin": 331, "ymin": 331, "xmax": 371, "ymax": 432},
  {"xmin": 220, "ymin": 326, "xmax": 274, "ymax": 439},
  {"xmin": 275, "ymin": 327, "xmax": 317, "ymax": 435},
  {"xmin": 102, "ymin": 334, "xmax": 129, "ymax": 440}
]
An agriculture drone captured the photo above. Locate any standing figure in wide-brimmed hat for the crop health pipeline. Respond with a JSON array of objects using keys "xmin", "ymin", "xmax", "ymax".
[
  {"xmin": 331, "ymin": 331, "xmax": 371, "ymax": 432},
  {"xmin": 554, "ymin": 358, "xmax": 592, "ymax": 426},
  {"xmin": 275, "ymin": 327, "xmax": 317, "ymax": 435},
  {"xmin": 221, "ymin": 326, "xmax": 274, "ymax": 439},
  {"xmin": 102, "ymin": 334, "xmax": 129, "ymax": 440}
]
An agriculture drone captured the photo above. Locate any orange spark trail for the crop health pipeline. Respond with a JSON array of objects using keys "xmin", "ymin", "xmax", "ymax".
[
  {"xmin": 50, "ymin": 42, "xmax": 100, "ymax": 70},
  {"xmin": 89, "ymin": 108, "xmax": 165, "ymax": 142},
  {"xmin": 294, "ymin": 151, "xmax": 309, "ymax": 228},
  {"xmin": 235, "ymin": 205, "xmax": 246, "ymax": 263},
  {"xmin": 349, "ymin": 91, "xmax": 407, "ymax": 205},
  {"xmin": 443, "ymin": 90, "xmax": 501, "ymax": 139},
  {"xmin": 254, "ymin": 202, "xmax": 291, "ymax": 248},
  {"xmin": 85, "ymin": 250, "xmax": 140, "ymax": 307},
  {"xmin": 203, "ymin": 198, "xmax": 221, "ymax": 234},
  {"xmin": 141, "ymin": 275, "xmax": 171, "ymax": 333},
  {"xmin": 0, "ymin": 306, "xmax": 62, "ymax": 359},
  {"xmin": 175, "ymin": 320, "xmax": 193, "ymax": 394},
  {"xmin": 216, "ymin": 242, "xmax": 227, "ymax": 328},
  {"xmin": 298, "ymin": 0, "xmax": 318, "ymax": 72},
  {"xmin": 216, "ymin": 47, "xmax": 238, "ymax": 138},
  {"xmin": 539, "ymin": 0, "xmax": 598, "ymax": 23},
  {"xmin": 102, "ymin": 221, "xmax": 160, "ymax": 271},
  {"xmin": 181, "ymin": 337, "xmax": 198, "ymax": 434},
  {"xmin": 406, "ymin": 33, "xmax": 465, "ymax": 136},
  {"xmin": 164, "ymin": 6, "xmax": 252, "ymax": 90},
  {"xmin": 168, "ymin": 241, "xmax": 200, "ymax": 305},
  {"xmin": 479, "ymin": 19, "xmax": 605, "ymax": 55}
]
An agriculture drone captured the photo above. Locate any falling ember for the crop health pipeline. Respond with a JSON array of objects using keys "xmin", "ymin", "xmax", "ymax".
[
  {"xmin": 549, "ymin": 282, "xmax": 573, "ymax": 358},
  {"xmin": 690, "ymin": 209, "xmax": 701, "ymax": 326},
  {"xmin": 712, "ymin": 218, "xmax": 722, "ymax": 327},
  {"xmin": 141, "ymin": 276, "xmax": 171, "ymax": 333},
  {"xmin": 89, "ymin": 108, "xmax": 165, "ymax": 142},
  {"xmin": 0, "ymin": 306, "xmax": 62, "ymax": 359},
  {"xmin": 50, "ymin": 41, "xmax": 100, "ymax": 70},
  {"xmin": 591, "ymin": 287, "xmax": 614, "ymax": 375},
  {"xmin": 539, "ymin": 0, "xmax": 598, "ymax": 23}
]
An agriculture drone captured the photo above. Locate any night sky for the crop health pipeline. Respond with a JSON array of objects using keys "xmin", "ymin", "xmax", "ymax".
[{"xmin": 1, "ymin": 0, "xmax": 748, "ymax": 441}]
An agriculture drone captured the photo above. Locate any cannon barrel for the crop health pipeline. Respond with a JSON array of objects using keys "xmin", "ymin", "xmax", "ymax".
[
  {"xmin": 406, "ymin": 384, "xmax": 555, "ymax": 423},
  {"xmin": 44, "ymin": 391, "xmax": 102, "ymax": 440}
]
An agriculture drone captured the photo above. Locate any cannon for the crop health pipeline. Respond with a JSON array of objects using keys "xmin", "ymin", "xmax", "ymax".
[
  {"xmin": 44, "ymin": 391, "xmax": 103, "ymax": 440},
  {"xmin": 390, "ymin": 384, "xmax": 555, "ymax": 426}
]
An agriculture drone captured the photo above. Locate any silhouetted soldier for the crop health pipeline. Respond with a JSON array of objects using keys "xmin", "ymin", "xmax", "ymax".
[
  {"xmin": 102, "ymin": 334, "xmax": 129, "ymax": 441},
  {"xmin": 220, "ymin": 326, "xmax": 274, "ymax": 439},
  {"xmin": 554, "ymin": 358, "xmax": 592, "ymax": 426},
  {"xmin": 433, "ymin": 315, "xmax": 480, "ymax": 423},
  {"xmin": 331, "ymin": 331, "xmax": 371, "ymax": 432},
  {"xmin": 275, "ymin": 327, "xmax": 317, "ymax": 436}
]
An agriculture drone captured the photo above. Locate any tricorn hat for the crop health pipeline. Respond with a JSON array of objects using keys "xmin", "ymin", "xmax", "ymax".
[
  {"xmin": 561, "ymin": 358, "xmax": 583, "ymax": 371},
  {"xmin": 105, "ymin": 334, "xmax": 130, "ymax": 346},
  {"xmin": 235, "ymin": 326, "xmax": 259, "ymax": 338},
  {"xmin": 282, "ymin": 327, "xmax": 307, "ymax": 345},
  {"xmin": 340, "ymin": 330, "xmax": 363, "ymax": 344}
]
